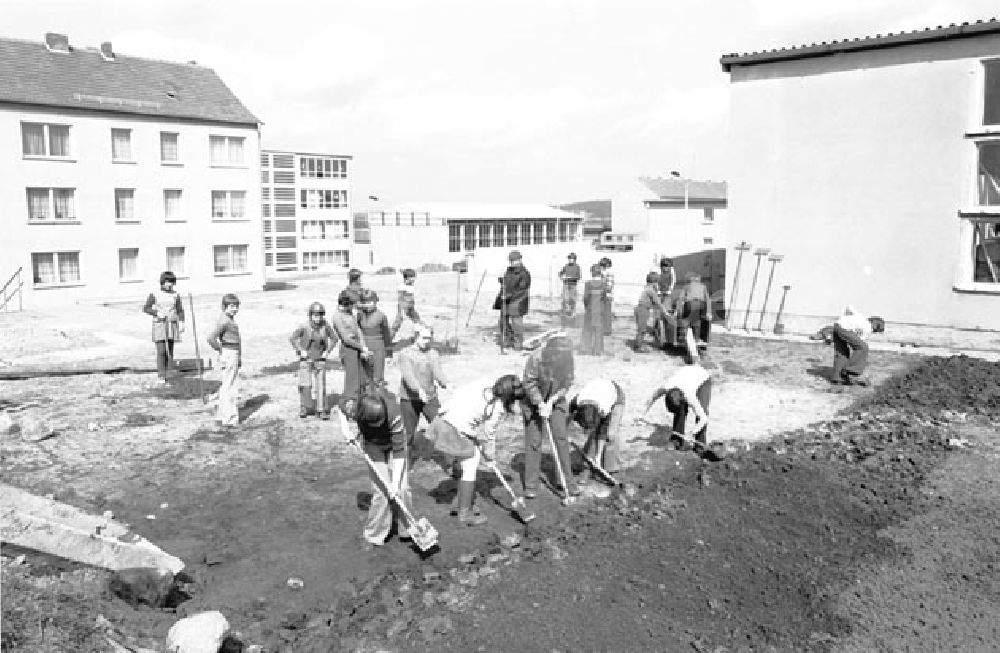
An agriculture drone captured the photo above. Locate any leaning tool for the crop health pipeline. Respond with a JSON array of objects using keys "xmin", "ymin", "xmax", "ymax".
[
  {"xmin": 570, "ymin": 441, "xmax": 620, "ymax": 487},
  {"xmin": 465, "ymin": 269, "xmax": 488, "ymax": 327},
  {"xmin": 773, "ymin": 285, "xmax": 791, "ymax": 335},
  {"xmin": 726, "ymin": 241, "xmax": 752, "ymax": 330},
  {"xmin": 188, "ymin": 293, "xmax": 206, "ymax": 403},
  {"xmin": 341, "ymin": 419, "xmax": 438, "ymax": 551},
  {"xmin": 541, "ymin": 418, "xmax": 575, "ymax": 506},
  {"xmin": 484, "ymin": 458, "xmax": 536, "ymax": 522},
  {"xmin": 742, "ymin": 247, "xmax": 771, "ymax": 331},
  {"xmin": 756, "ymin": 253, "xmax": 783, "ymax": 332}
]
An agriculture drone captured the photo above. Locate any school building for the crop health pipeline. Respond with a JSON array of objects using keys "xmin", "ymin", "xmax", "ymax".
[
  {"xmin": 260, "ymin": 149, "xmax": 353, "ymax": 276},
  {"xmin": 722, "ymin": 19, "xmax": 1000, "ymax": 332},
  {"xmin": 611, "ymin": 176, "xmax": 727, "ymax": 255},
  {"xmin": 0, "ymin": 33, "xmax": 263, "ymax": 310}
]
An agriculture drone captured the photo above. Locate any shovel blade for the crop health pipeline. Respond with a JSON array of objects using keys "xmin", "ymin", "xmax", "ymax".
[{"xmin": 411, "ymin": 518, "xmax": 439, "ymax": 551}]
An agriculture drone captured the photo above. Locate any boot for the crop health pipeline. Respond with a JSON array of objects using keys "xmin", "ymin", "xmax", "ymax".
[{"xmin": 457, "ymin": 480, "xmax": 487, "ymax": 526}]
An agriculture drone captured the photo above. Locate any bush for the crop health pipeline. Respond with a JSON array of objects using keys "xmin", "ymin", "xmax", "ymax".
[
  {"xmin": 418, "ymin": 263, "xmax": 450, "ymax": 273},
  {"xmin": 374, "ymin": 266, "xmax": 396, "ymax": 275}
]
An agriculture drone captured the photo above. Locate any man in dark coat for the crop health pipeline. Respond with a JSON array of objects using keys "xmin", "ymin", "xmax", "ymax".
[
  {"xmin": 497, "ymin": 250, "xmax": 531, "ymax": 350},
  {"xmin": 558, "ymin": 253, "xmax": 582, "ymax": 322}
]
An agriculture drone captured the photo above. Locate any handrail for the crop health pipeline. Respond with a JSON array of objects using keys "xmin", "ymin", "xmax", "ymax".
[{"xmin": 0, "ymin": 267, "xmax": 24, "ymax": 312}]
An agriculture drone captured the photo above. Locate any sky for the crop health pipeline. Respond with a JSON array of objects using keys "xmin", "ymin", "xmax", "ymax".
[{"xmin": 4, "ymin": 0, "xmax": 999, "ymax": 208}]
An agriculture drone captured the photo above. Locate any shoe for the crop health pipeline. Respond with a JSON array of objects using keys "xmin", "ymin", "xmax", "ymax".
[
  {"xmin": 320, "ymin": 411, "xmax": 331, "ymax": 420},
  {"xmin": 457, "ymin": 480, "xmax": 487, "ymax": 525},
  {"xmin": 299, "ymin": 408, "xmax": 309, "ymax": 418},
  {"xmin": 523, "ymin": 488, "xmax": 538, "ymax": 499}
]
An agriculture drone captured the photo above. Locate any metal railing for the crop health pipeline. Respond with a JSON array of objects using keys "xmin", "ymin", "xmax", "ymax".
[{"xmin": 1, "ymin": 267, "xmax": 24, "ymax": 312}]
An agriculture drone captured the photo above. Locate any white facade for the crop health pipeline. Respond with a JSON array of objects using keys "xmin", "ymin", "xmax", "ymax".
[
  {"xmin": 611, "ymin": 177, "xmax": 727, "ymax": 256},
  {"xmin": 261, "ymin": 150, "xmax": 352, "ymax": 275},
  {"xmin": 724, "ymin": 27, "xmax": 1000, "ymax": 332},
  {"xmin": 1, "ymin": 106, "xmax": 263, "ymax": 307}
]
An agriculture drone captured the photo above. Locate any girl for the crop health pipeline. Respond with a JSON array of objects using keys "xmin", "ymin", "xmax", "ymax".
[
  {"xmin": 356, "ymin": 289, "xmax": 392, "ymax": 387},
  {"xmin": 289, "ymin": 302, "xmax": 338, "ymax": 418},
  {"xmin": 142, "ymin": 271, "xmax": 185, "ymax": 383}
]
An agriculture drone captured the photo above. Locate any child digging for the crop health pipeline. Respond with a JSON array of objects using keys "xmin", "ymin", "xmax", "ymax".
[{"xmin": 289, "ymin": 302, "xmax": 338, "ymax": 419}]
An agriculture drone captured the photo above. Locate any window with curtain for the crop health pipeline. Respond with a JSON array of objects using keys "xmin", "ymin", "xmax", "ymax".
[
  {"xmin": 118, "ymin": 248, "xmax": 139, "ymax": 280},
  {"xmin": 166, "ymin": 246, "xmax": 185, "ymax": 276},
  {"xmin": 33, "ymin": 252, "xmax": 80, "ymax": 284},
  {"xmin": 507, "ymin": 222, "xmax": 518, "ymax": 246},
  {"xmin": 213, "ymin": 244, "xmax": 248, "ymax": 273},
  {"xmin": 22, "ymin": 123, "xmax": 71, "ymax": 157},
  {"xmin": 231, "ymin": 191, "xmax": 246, "ymax": 218},
  {"xmin": 115, "ymin": 189, "xmax": 135, "ymax": 221},
  {"xmin": 164, "ymin": 190, "xmax": 182, "ymax": 221},
  {"xmin": 228, "ymin": 137, "xmax": 244, "ymax": 165},
  {"xmin": 111, "ymin": 128, "xmax": 132, "ymax": 161},
  {"xmin": 211, "ymin": 191, "xmax": 227, "ymax": 218},
  {"xmin": 58, "ymin": 252, "xmax": 80, "ymax": 282},
  {"xmin": 210, "ymin": 136, "xmax": 226, "ymax": 164},
  {"xmin": 210, "ymin": 135, "xmax": 245, "ymax": 165},
  {"xmin": 27, "ymin": 188, "xmax": 51, "ymax": 220},
  {"xmin": 160, "ymin": 132, "xmax": 179, "ymax": 162},
  {"xmin": 31, "ymin": 253, "xmax": 56, "ymax": 284},
  {"xmin": 211, "ymin": 190, "xmax": 247, "ymax": 219},
  {"xmin": 53, "ymin": 189, "xmax": 74, "ymax": 220}
]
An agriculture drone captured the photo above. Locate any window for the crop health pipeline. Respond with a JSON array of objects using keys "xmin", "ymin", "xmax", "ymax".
[
  {"xmin": 213, "ymin": 244, "xmax": 249, "ymax": 274},
  {"xmin": 166, "ymin": 246, "xmax": 186, "ymax": 276},
  {"xmin": 209, "ymin": 135, "xmax": 245, "ymax": 166},
  {"xmin": 978, "ymin": 141, "xmax": 1000, "ymax": 205},
  {"xmin": 546, "ymin": 221, "xmax": 556, "ymax": 243},
  {"xmin": 521, "ymin": 222, "xmax": 531, "ymax": 244},
  {"xmin": 262, "ymin": 188, "xmax": 271, "ymax": 201},
  {"xmin": 31, "ymin": 252, "xmax": 80, "ymax": 286},
  {"xmin": 272, "ymin": 154, "xmax": 294, "ymax": 168},
  {"xmin": 22, "ymin": 122, "xmax": 70, "ymax": 157},
  {"xmin": 299, "ymin": 189, "xmax": 347, "ymax": 209},
  {"xmin": 464, "ymin": 223, "xmax": 476, "ymax": 250},
  {"xmin": 703, "ymin": 207, "xmax": 715, "ymax": 222},
  {"xmin": 274, "ymin": 188, "xmax": 295, "ymax": 202},
  {"xmin": 273, "ymin": 171, "xmax": 295, "ymax": 184},
  {"xmin": 302, "ymin": 250, "xmax": 349, "ymax": 271},
  {"xmin": 299, "ymin": 156, "xmax": 347, "ymax": 178},
  {"xmin": 115, "ymin": 189, "xmax": 136, "ymax": 221},
  {"xmin": 274, "ymin": 203, "xmax": 296, "ymax": 217},
  {"xmin": 985, "ymin": 60, "xmax": 1000, "ymax": 126},
  {"xmin": 260, "ymin": 153, "xmax": 270, "ymax": 168},
  {"xmin": 111, "ymin": 128, "xmax": 132, "ymax": 162},
  {"xmin": 118, "ymin": 248, "xmax": 140, "ymax": 281},
  {"xmin": 302, "ymin": 220, "xmax": 349, "ymax": 240},
  {"xmin": 261, "ymin": 171, "xmax": 269, "ymax": 184},
  {"xmin": 703, "ymin": 237, "xmax": 715, "ymax": 245},
  {"xmin": 160, "ymin": 132, "xmax": 179, "ymax": 162},
  {"xmin": 507, "ymin": 222, "xmax": 518, "ymax": 246},
  {"xmin": 448, "ymin": 224, "xmax": 461, "ymax": 252},
  {"xmin": 558, "ymin": 222, "xmax": 569, "ymax": 242},
  {"xmin": 479, "ymin": 223, "xmax": 492, "ymax": 248},
  {"xmin": 211, "ymin": 191, "xmax": 247, "ymax": 219},
  {"xmin": 164, "ymin": 190, "xmax": 183, "ymax": 221},
  {"xmin": 26, "ymin": 188, "xmax": 75, "ymax": 222},
  {"xmin": 262, "ymin": 204, "xmax": 271, "ymax": 218}
]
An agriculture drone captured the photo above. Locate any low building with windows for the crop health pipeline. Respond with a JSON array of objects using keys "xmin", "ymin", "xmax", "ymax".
[
  {"xmin": 721, "ymin": 19, "xmax": 1000, "ymax": 331},
  {"xmin": 611, "ymin": 176, "xmax": 727, "ymax": 254},
  {"xmin": 0, "ymin": 33, "xmax": 263, "ymax": 308},
  {"xmin": 366, "ymin": 202, "xmax": 584, "ymax": 284},
  {"xmin": 260, "ymin": 149, "xmax": 352, "ymax": 275}
]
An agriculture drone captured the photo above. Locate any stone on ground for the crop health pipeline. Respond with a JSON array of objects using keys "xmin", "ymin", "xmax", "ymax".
[{"xmin": 166, "ymin": 611, "xmax": 229, "ymax": 653}]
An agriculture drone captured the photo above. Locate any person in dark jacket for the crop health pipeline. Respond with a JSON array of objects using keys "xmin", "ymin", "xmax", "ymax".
[
  {"xmin": 331, "ymin": 290, "xmax": 371, "ymax": 401},
  {"xmin": 581, "ymin": 264, "xmax": 608, "ymax": 355},
  {"xmin": 634, "ymin": 272, "xmax": 669, "ymax": 353},
  {"xmin": 357, "ymin": 289, "xmax": 392, "ymax": 388},
  {"xmin": 497, "ymin": 250, "xmax": 531, "ymax": 350},
  {"xmin": 342, "ymin": 268, "xmax": 364, "ymax": 311},
  {"xmin": 521, "ymin": 335, "xmax": 577, "ymax": 498},
  {"xmin": 558, "ymin": 253, "xmax": 582, "ymax": 322},
  {"xmin": 142, "ymin": 271, "xmax": 185, "ymax": 383},
  {"xmin": 599, "ymin": 257, "xmax": 614, "ymax": 335}
]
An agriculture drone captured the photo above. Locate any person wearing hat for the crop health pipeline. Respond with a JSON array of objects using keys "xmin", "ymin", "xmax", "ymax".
[
  {"xmin": 496, "ymin": 250, "xmax": 531, "ymax": 350},
  {"xmin": 142, "ymin": 271, "xmax": 185, "ymax": 383},
  {"xmin": 558, "ymin": 253, "xmax": 582, "ymax": 324},
  {"xmin": 289, "ymin": 302, "xmax": 338, "ymax": 419},
  {"xmin": 331, "ymin": 289, "xmax": 371, "ymax": 400},
  {"xmin": 357, "ymin": 288, "xmax": 391, "ymax": 387},
  {"xmin": 342, "ymin": 268, "xmax": 365, "ymax": 312}
]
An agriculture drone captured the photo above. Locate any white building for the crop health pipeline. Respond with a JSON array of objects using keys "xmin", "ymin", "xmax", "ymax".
[
  {"xmin": 722, "ymin": 19, "xmax": 1000, "ymax": 332},
  {"xmin": 0, "ymin": 33, "xmax": 263, "ymax": 308},
  {"xmin": 261, "ymin": 149, "xmax": 353, "ymax": 275},
  {"xmin": 611, "ymin": 176, "xmax": 727, "ymax": 254},
  {"xmin": 366, "ymin": 202, "xmax": 585, "ymax": 282}
]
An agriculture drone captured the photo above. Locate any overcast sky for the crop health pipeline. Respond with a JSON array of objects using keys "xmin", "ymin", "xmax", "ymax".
[{"xmin": 5, "ymin": 1, "xmax": 999, "ymax": 207}]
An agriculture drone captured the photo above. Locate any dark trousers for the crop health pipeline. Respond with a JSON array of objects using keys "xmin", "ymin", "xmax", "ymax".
[
  {"xmin": 561, "ymin": 283, "xmax": 578, "ymax": 316},
  {"xmin": 360, "ymin": 346, "xmax": 386, "ymax": 387},
  {"xmin": 523, "ymin": 403, "xmax": 575, "ymax": 492},
  {"xmin": 341, "ymin": 348, "xmax": 362, "ymax": 399},
  {"xmin": 602, "ymin": 297, "xmax": 613, "ymax": 335},
  {"xmin": 154, "ymin": 340, "xmax": 175, "ymax": 378},
  {"xmin": 634, "ymin": 305, "xmax": 654, "ymax": 347},
  {"xmin": 831, "ymin": 324, "xmax": 869, "ymax": 380},
  {"xmin": 670, "ymin": 378, "xmax": 712, "ymax": 445},
  {"xmin": 500, "ymin": 313, "xmax": 524, "ymax": 348},
  {"xmin": 681, "ymin": 299, "xmax": 711, "ymax": 344},
  {"xmin": 582, "ymin": 306, "xmax": 604, "ymax": 355},
  {"xmin": 400, "ymin": 397, "xmax": 440, "ymax": 449}
]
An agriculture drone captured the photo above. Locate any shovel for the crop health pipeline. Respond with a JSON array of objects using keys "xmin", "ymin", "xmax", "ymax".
[
  {"xmin": 571, "ymin": 441, "xmax": 621, "ymax": 487},
  {"xmin": 541, "ymin": 419, "xmax": 576, "ymax": 506},
  {"xmin": 345, "ymin": 437, "xmax": 439, "ymax": 551},
  {"xmin": 484, "ymin": 458, "xmax": 536, "ymax": 523}
]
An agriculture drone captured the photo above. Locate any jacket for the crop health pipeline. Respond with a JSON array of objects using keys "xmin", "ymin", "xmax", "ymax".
[{"xmin": 500, "ymin": 265, "xmax": 531, "ymax": 317}]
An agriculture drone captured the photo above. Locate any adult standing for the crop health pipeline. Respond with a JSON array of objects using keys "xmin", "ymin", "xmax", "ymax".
[
  {"xmin": 521, "ymin": 335, "xmax": 577, "ymax": 497},
  {"xmin": 599, "ymin": 257, "xmax": 614, "ymax": 336},
  {"xmin": 397, "ymin": 325, "xmax": 449, "ymax": 451},
  {"xmin": 634, "ymin": 272, "xmax": 669, "ymax": 353},
  {"xmin": 498, "ymin": 250, "xmax": 531, "ymax": 350},
  {"xmin": 342, "ymin": 268, "xmax": 364, "ymax": 311},
  {"xmin": 142, "ymin": 271, "xmax": 185, "ymax": 383},
  {"xmin": 330, "ymin": 290, "xmax": 371, "ymax": 401},
  {"xmin": 558, "ymin": 253, "xmax": 582, "ymax": 323}
]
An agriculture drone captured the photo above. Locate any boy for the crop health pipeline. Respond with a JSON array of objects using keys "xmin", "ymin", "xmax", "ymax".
[
  {"xmin": 142, "ymin": 271, "xmax": 185, "ymax": 383},
  {"xmin": 558, "ymin": 253, "xmax": 582, "ymax": 322},
  {"xmin": 497, "ymin": 251, "xmax": 531, "ymax": 350},
  {"xmin": 658, "ymin": 258, "xmax": 677, "ymax": 300},
  {"xmin": 342, "ymin": 268, "xmax": 364, "ymax": 311},
  {"xmin": 521, "ymin": 335, "xmax": 577, "ymax": 498},
  {"xmin": 634, "ymin": 271, "xmax": 669, "ymax": 353},
  {"xmin": 675, "ymin": 273, "xmax": 713, "ymax": 348},
  {"xmin": 567, "ymin": 378, "xmax": 625, "ymax": 483},
  {"xmin": 831, "ymin": 306, "xmax": 885, "ymax": 386},
  {"xmin": 599, "ymin": 257, "xmax": 614, "ymax": 336},
  {"xmin": 357, "ymin": 289, "xmax": 392, "ymax": 387},
  {"xmin": 338, "ymin": 388, "xmax": 412, "ymax": 548},
  {"xmin": 391, "ymin": 268, "xmax": 421, "ymax": 340},
  {"xmin": 581, "ymin": 264, "xmax": 608, "ymax": 355},
  {"xmin": 641, "ymin": 362, "xmax": 711, "ymax": 456},
  {"xmin": 289, "ymin": 302, "xmax": 338, "ymax": 419},
  {"xmin": 397, "ymin": 325, "xmax": 448, "ymax": 452},
  {"xmin": 206, "ymin": 294, "xmax": 242, "ymax": 427},
  {"xmin": 331, "ymin": 290, "xmax": 371, "ymax": 401}
]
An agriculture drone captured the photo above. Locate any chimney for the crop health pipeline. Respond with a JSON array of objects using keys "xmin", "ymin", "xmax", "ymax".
[
  {"xmin": 44, "ymin": 32, "xmax": 70, "ymax": 53},
  {"xmin": 99, "ymin": 41, "xmax": 114, "ymax": 61}
]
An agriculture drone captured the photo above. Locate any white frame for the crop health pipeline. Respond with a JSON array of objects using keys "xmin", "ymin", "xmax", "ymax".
[
  {"xmin": 209, "ymin": 135, "xmax": 246, "ymax": 167},
  {"xmin": 160, "ymin": 131, "xmax": 181, "ymax": 164},
  {"xmin": 26, "ymin": 187, "xmax": 77, "ymax": 223},
  {"xmin": 210, "ymin": 190, "xmax": 248, "ymax": 220},
  {"xmin": 111, "ymin": 127, "xmax": 134, "ymax": 163},
  {"xmin": 163, "ymin": 189, "xmax": 184, "ymax": 222},
  {"xmin": 115, "ymin": 188, "xmax": 137, "ymax": 222},
  {"xmin": 117, "ymin": 247, "xmax": 141, "ymax": 282},
  {"xmin": 213, "ymin": 244, "xmax": 250, "ymax": 275},
  {"xmin": 31, "ymin": 251, "xmax": 82, "ymax": 287},
  {"xmin": 21, "ymin": 121, "xmax": 73, "ymax": 160},
  {"xmin": 166, "ymin": 246, "xmax": 187, "ymax": 278}
]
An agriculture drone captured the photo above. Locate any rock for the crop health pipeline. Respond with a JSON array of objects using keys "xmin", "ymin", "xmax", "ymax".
[
  {"xmin": 416, "ymin": 615, "xmax": 453, "ymax": 637},
  {"xmin": 286, "ymin": 577, "xmax": 305, "ymax": 589},
  {"xmin": 458, "ymin": 553, "xmax": 476, "ymax": 565},
  {"xmin": 108, "ymin": 568, "xmax": 176, "ymax": 608},
  {"xmin": 499, "ymin": 533, "xmax": 521, "ymax": 549},
  {"xmin": 165, "ymin": 611, "xmax": 229, "ymax": 653},
  {"xmin": 0, "ymin": 413, "xmax": 16, "ymax": 436},
  {"xmin": 19, "ymin": 416, "xmax": 55, "ymax": 442}
]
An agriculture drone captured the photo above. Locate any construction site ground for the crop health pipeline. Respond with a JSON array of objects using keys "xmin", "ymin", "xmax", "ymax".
[{"xmin": 2, "ymin": 274, "xmax": 1000, "ymax": 652}]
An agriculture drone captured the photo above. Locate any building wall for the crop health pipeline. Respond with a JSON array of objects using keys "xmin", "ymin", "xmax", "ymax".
[
  {"xmin": 261, "ymin": 151, "xmax": 352, "ymax": 275},
  {"xmin": 0, "ymin": 105, "xmax": 263, "ymax": 307},
  {"xmin": 726, "ymin": 33, "xmax": 1000, "ymax": 331},
  {"xmin": 647, "ymin": 202, "xmax": 727, "ymax": 255}
]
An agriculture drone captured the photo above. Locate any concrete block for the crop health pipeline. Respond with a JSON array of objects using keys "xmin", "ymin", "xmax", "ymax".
[{"xmin": 166, "ymin": 611, "xmax": 229, "ymax": 653}]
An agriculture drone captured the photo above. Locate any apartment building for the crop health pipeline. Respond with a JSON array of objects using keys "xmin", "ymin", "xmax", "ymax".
[
  {"xmin": 260, "ymin": 149, "xmax": 353, "ymax": 275},
  {"xmin": 0, "ymin": 33, "xmax": 262, "ymax": 308}
]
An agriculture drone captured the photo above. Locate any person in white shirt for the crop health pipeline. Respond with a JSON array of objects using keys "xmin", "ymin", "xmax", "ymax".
[
  {"xmin": 567, "ymin": 378, "xmax": 625, "ymax": 481},
  {"xmin": 831, "ymin": 306, "xmax": 885, "ymax": 386},
  {"xmin": 641, "ymin": 363, "xmax": 711, "ymax": 453},
  {"xmin": 424, "ymin": 374, "xmax": 524, "ymax": 526}
]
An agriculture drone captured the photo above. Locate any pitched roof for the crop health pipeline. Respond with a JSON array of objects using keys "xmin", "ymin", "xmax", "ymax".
[
  {"xmin": 0, "ymin": 36, "xmax": 259, "ymax": 125},
  {"xmin": 639, "ymin": 177, "xmax": 727, "ymax": 202},
  {"xmin": 557, "ymin": 200, "xmax": 611, "ymax": 220},
  {"xmin": 390, "ymin": 202, "xmax": 584, "ymax": 221},
  {"xmin": 721, "ymin": 17, "xmax": 1000, "ymax": 72}
]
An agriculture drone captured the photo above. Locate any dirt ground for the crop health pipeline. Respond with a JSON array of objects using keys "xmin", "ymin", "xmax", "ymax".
[{"xmin": 2, "ymin": 276, "xmax": 999, "ymax": 652}]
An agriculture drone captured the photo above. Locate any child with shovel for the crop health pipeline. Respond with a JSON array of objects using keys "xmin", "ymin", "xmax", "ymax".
[
  {"xmin": 424, "ymin": 374, "xmax": 527, "ymax": 525},
  {"xmin": 567, "ymin": 378, "xmax": 625, "ymax": 485},
  {"xmin": 142, "ymin": 271, "xmax": 185, "ymax": 383},
  {"xmin": 640, "ymin": 362, "xmax": 713, "ymax": 458}
]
